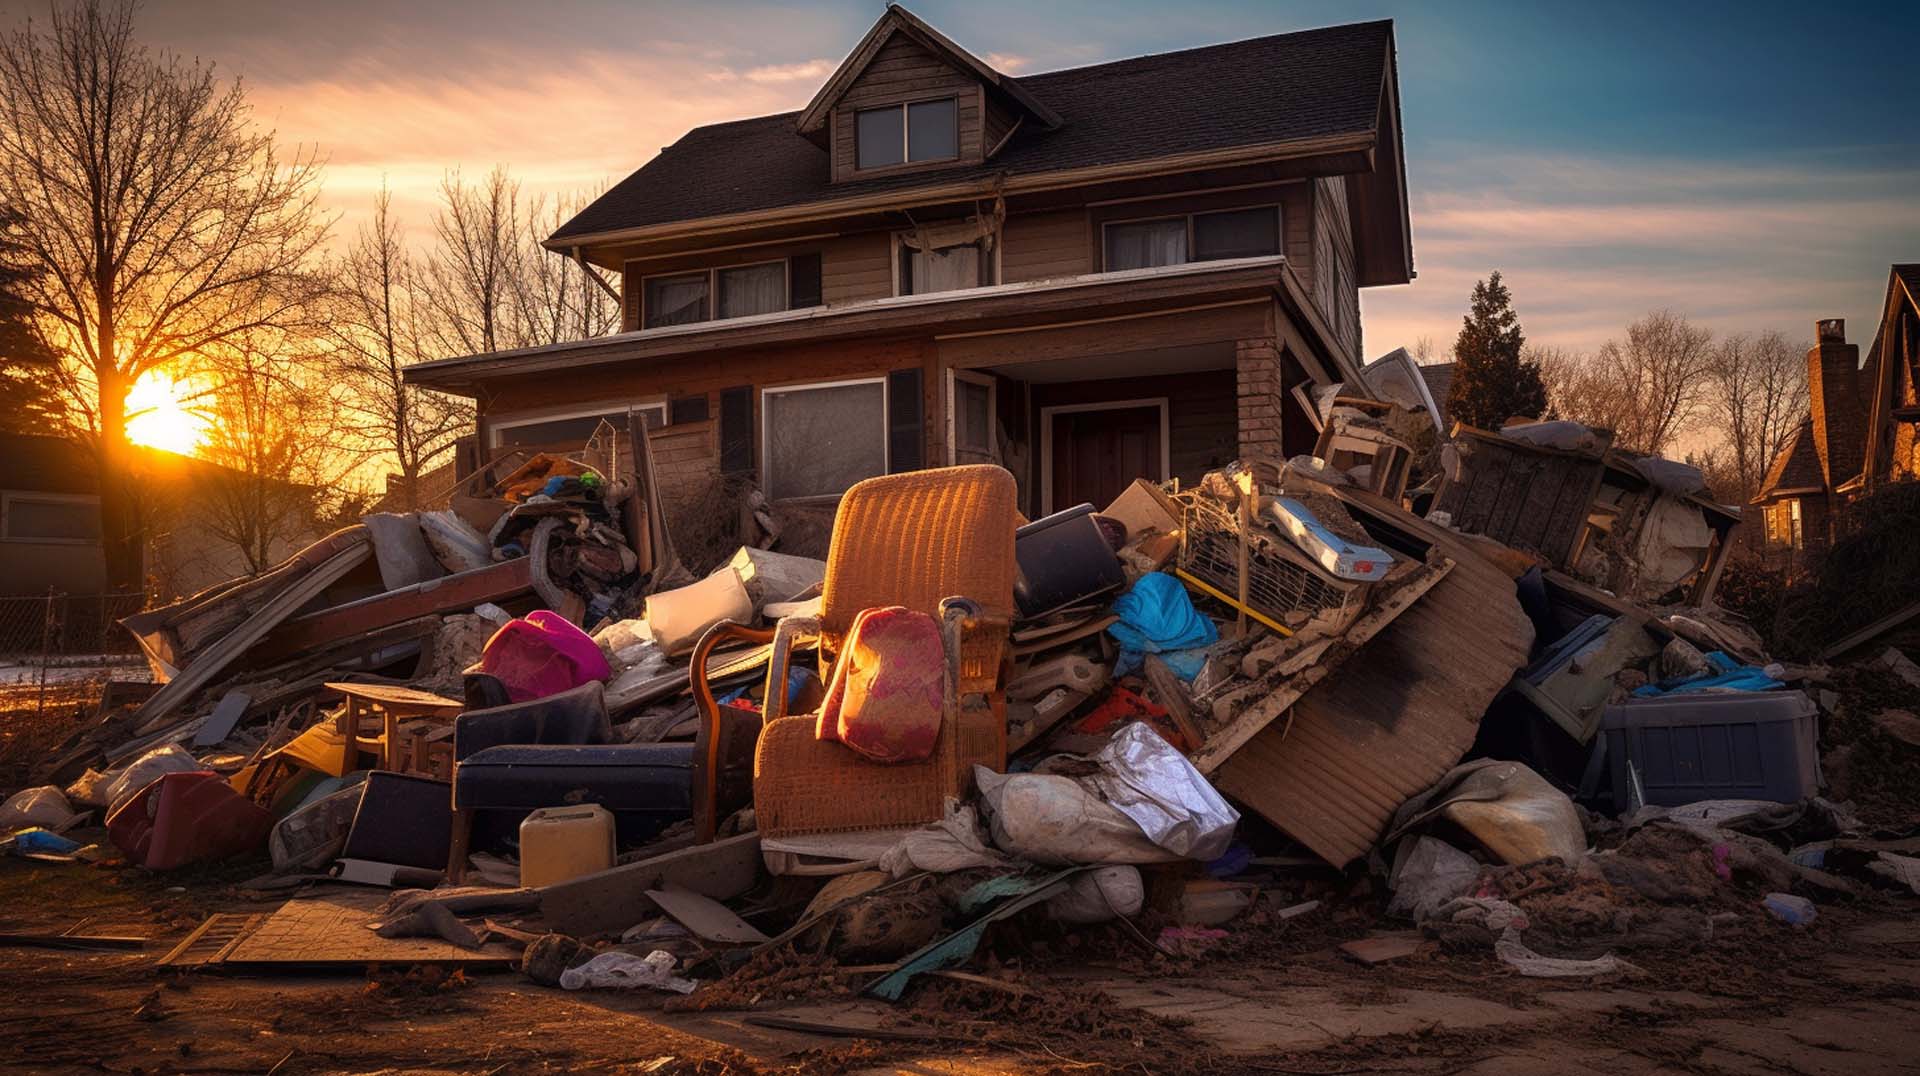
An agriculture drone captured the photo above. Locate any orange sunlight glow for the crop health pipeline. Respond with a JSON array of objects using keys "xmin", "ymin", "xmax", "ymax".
[{"xmin": 124, "ymin": 371, "xmax": 210, "ymax": 456}]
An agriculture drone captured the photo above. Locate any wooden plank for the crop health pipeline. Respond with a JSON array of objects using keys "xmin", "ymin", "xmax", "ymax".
[
  {"xmin": 249, "ymin": 556, "xmax": 532, "ymax": 663},
  {"xmin": 1821, "ymin": 599, "xmax": 1920, "ymax": 660},
  {"xmin": 541, "ymin": 833, "xmax": 762, "ymax": 938},
  {"xmin": 132, "ymin": 541, "xmax": 375, "ymax": 734},
  {"xmin": 646, "ymin": 886, "xmax": 771, "ymax": 944},
  {"xmin": 1191, "ymin": 556, "xmax": 1452, "ymax": 774}
]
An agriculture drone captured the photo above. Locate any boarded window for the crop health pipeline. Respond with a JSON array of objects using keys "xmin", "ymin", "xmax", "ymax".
[
  {"xmin": 3, "ymin": 495, "xmax": 100, "ymax": 542},
  {"xmin": 644, "ymin": 273, "xmax": 708, "ymax": 327},
  {"xmin": 719, "ymin": 386, "xmax": 754, "ymax": 474},
  {"xmin": 763, "ymin": 380, "xmax": 888, "ymax": 499}
]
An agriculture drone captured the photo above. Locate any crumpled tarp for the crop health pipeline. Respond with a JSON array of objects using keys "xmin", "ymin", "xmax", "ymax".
[
  {"xmin": 1384, "ymin": 759, "xmax": 1586, "ymax": 866},
  {"xmin": 1085, "ymin": 722, "xmax": 1239, "ymax": 861},
  {"xmin": 1633, "ymin": 650, "xmax": 1783, "ymax": 696},
  {"xmin": 1107, "ymin": 572, "xmax": 1218, "ymax": 680}
]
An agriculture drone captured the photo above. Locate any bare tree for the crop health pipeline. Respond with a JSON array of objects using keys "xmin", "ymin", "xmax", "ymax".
[
  {"xmin": 1410, "ymin": 334, "xmax": 1443, "ymax": 365},
  {"xmin": 331, "ymin": 186, "xmax": 472, "ymax": 510},
  {"xmin": 1708, "ymin": 330, "xmax": 1807, "ymax": 502},
  {"xmin": 508, "ymin": 192, "xmax": 621, "ymax": 348},
  {"xmin": 1542, "ymin": 311, "xmax": 1714, "ymax": 455},
  {"xmin": 0, "ymin": 0, "xmax": 328, "ymax": 586},
  {"xmin": 424, "ymin": 166, "xmax": 524, "ymax": 357},
  {"xmin": 189, "ymin": 327, "xmax": 348, "ymax": 573}
]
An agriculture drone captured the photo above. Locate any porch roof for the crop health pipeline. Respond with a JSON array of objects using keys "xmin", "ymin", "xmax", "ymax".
[{"xmin": 404, "ymin": 256, "xmax": 1358, "ymax": 395}]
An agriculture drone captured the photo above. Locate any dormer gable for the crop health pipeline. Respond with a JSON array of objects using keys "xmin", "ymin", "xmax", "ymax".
[{"xmin": 795, "ymin": 4, "xmax": 1061, "ymax": 184}]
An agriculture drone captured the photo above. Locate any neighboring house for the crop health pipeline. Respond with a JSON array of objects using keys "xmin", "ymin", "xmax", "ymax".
[
  {"xmin": 1754, "ymin": 265, "xmax": 1920, "ymax": 553},
  {"xmin": 0, "ymin": 433, "xmax": 323, "ymax": 601},
  {"xmin": 407, "ymin": 6, "xmax": 1412, "ymax": 517}
]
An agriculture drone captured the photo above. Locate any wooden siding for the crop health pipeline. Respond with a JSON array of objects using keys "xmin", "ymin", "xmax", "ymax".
[
  {"xmin": 1000, "ymin": 209, "xmax": 1090, "ymax": 283},
  {"xmin": 830, "ymin": 35, "xmax": 984, "ymax": 184},
  {"xmin": 619, "ymin": 234, "xmax": 894, "ymax": 329},
  {"xmin": 1312, "ymin": 176, "xmax": 1360, "ymax": 362},
  {"xmin": 982, "ymin": 96, "xmax": 1019, "ymax": 157}
]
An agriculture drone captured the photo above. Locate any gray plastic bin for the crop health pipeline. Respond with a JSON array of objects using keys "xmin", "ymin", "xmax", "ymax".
[{"xmin": 1599, "ymin": 690, "xmax": 1818, "ymax": 807}]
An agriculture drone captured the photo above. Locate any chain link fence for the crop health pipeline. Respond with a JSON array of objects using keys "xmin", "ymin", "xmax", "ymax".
[{"xmin": 0, "ymin": 590, "xmax": 147, "ymax": 661}]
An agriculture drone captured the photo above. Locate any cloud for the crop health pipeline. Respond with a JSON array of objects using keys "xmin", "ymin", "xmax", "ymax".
[
  {"xmin": 741, "ymin": 59, "xmax": 837, "ymax": 83},
  {"xmin": 985, "ymin": 52, "xmax": 1031, "ymax": 73},
  {"xmin": 1364, "ymin": 150, "xmax": 1920, "ymax": 357}
]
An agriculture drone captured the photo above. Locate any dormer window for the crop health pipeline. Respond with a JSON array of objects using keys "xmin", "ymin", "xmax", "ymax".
[{"xmin": 855, "ymin": 98, "xmax": 959, "ymax": 170}]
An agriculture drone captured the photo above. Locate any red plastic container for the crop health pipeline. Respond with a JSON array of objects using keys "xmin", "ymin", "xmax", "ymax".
[{"xmin": 106, "ymin": 771, "xmax": 274, "ymax": 870}]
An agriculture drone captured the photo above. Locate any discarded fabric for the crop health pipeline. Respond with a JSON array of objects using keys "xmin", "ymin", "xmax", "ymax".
[
  {"xmin": 1108, "ymin": 572, "xmax": 1218, "ymax": 679},
  {"xmin": 558, "ymin": 949, "xmax": 697, "ymax": 993},
  {"xmin": 1633, "ymin": 651, "xmax": 1783, "ymax": 696},
  {"xmin": 973, "ymin": 765, "xmax": 1177, "ymax": 865}
]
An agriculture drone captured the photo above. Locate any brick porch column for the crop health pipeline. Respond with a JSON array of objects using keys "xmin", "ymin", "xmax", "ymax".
[{"xmin": 1235, "ymin": 337, "xmax": 1284, "ymax": 461}]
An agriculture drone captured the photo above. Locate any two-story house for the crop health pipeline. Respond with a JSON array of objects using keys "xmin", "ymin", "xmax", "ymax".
[
  {"xmin": 1754, "ymin": 265, "xmax": 1920, "ymax": 556},
  {"xmin": 406, "ymin": 6, "xmax": 1411, "ymax": 520}
]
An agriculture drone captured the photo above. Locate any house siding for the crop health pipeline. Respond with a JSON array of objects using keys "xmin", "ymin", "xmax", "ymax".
[
  {"xmin": 1000, "ymin": 209, "xmax": 1090, "ymax": 283},
  {"xmin": 831, "ymin": 34, "xmax": 984, "ymax": 183},
  {"xmin": 1313, "ymin": 175, "xmax": 1360, "ymax": 363}
]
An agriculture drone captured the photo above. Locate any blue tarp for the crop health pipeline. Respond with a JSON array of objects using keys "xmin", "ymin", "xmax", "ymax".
[
  {"xmin": 1632, "ymin": 650, "xmax": 1783, "ymax": 697},
  {"xmin": 1108, "ymin": 572, "xmax": 1218, "ymax": 680}
]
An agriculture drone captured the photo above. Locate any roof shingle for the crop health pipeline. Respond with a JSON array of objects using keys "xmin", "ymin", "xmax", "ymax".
[{"xmin": 551, "ymin": 20, "xmax": 1393, "ymax": 242}]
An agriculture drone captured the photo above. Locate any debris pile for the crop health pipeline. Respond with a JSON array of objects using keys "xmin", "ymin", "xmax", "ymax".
[{"xmin": 3, "ymin": 413, "xmax": 1916, "ymax": 1031}]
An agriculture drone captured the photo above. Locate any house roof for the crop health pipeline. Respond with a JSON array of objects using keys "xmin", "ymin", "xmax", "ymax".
[
  {"xmin": 1418, "ymin": 362, "xmax": 1455, "ymax": 427},
  {"xmin": 1895, "ymin": 263, "xmax": 1920, "ymax": 303},
  {"xmin": 1754, "ymin": 420, "xmax": 1826, "ymax": 502},
  {"xmin": 406, "ymin": 255, "xmax": 1361, "ymax": 394},
  {"xmin": 549, "ymin": 20, "xmax": 1396, "ymax": 245}
]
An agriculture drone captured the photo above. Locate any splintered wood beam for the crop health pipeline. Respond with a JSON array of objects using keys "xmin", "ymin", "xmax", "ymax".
[
  {"xmin": 1189, "ymin": 556, "xmax": 1454, "ymax": 775},
  {"xmin": 248, "ymin": 556, "xmax": 533, "ymax": 665}
]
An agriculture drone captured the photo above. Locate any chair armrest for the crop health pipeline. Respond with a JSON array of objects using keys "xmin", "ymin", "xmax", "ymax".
[
  {"xmin": 761, "ymin": 614, "xmax": 821, "ymax": 723},
  {"xmin": 690, "ymin": 618, "xmax": 776, "ymax": 843}
]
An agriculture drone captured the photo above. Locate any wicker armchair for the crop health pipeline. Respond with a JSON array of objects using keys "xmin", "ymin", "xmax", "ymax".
[{"xmin": 689, "ymin": 465, "xmax": 1017, "ymax": 842}]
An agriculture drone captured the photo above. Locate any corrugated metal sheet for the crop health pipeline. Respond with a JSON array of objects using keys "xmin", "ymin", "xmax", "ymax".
[{"xmin": 1213, "ymin": 487, "xmax": 1534, "ymax": 867}]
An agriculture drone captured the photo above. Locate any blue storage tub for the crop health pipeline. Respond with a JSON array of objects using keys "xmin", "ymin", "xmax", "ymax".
[{"xmin": 1598, "ymin": 690, "xmax": 1818, "ymax": 808}]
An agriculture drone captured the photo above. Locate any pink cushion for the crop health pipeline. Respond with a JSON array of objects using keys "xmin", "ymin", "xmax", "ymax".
[
  {"xmin": 480, "ymin": 610, "xmax": 612, "ymax": 702},
  {"xmin": 816, "ymin": 606, "xmax": 944, "ymax": 764}
]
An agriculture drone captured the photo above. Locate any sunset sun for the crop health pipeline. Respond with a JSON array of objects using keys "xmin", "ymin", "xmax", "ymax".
[{"xmin": 124, "ymin": 370, "xmax": 210, "ymax": 455}]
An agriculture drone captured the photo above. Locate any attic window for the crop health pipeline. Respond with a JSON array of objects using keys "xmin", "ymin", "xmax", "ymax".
[{"xmin": 855, "ymin": 98, "xmax": 958, "ymax": 169}]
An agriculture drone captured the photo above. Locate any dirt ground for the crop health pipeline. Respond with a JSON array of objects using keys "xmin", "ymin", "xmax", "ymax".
[{"xmin": 7, "ymin": 683, "xmax": 1920, "ymax": 1075}]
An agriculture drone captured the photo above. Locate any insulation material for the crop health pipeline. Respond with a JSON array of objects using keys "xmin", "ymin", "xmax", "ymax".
[{"xmin": 1631, "ymin": 495, "xmax": 1715, "ymax": 600}]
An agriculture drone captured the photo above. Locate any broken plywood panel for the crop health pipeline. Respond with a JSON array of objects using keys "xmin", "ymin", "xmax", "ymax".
[
  {"xmin": 1212, "ymin": 484, "xmax": 1534, "ymax": 868},
  {"xmin": 217, "ymin": 898, "xmax": 517, "ymax": 967},
  {"xmin": 542, "ymin": 832, "xmax": 761, "ymax": 937}
]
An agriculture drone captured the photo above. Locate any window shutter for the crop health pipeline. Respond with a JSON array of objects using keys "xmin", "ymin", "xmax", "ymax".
[
  {"xmin": 887, "ymin": 368, "xmax": 923, "ymax": 473},
  {"xmin": 789, "ymin": 253, "xmax": 822, "ymax": 309},
  {"xmin": 669, "ymin": 395, "xmax": 709, "ymax": 425},
  {"xmin": 718, "ymin": 386, "xmax": 754, "ymax": 474}
]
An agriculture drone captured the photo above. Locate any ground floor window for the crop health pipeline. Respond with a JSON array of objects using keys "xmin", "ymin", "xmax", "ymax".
[
  {"xmin": 1, "ymin": 492, "xmax": 101, "ymax": 543},
  {"xmin": 761, "ymin": 378, "xmax": 888, "ymax": 500},
  {"xmin": 489, "ymin": 402, "xmax": 667, "ymax": 452}
]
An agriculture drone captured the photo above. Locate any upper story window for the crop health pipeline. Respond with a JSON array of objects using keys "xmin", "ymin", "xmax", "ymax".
[
  {"xmin": 1103, "ymin": 205, "xmax": 1282, "ymax": 272},
  {"xmin": 897, "ymin": 236, "xmax": 991, "ymax": 296},
  {"xmin": 855, "ymin": 98, "xmax": 958, "ymax": 170},
  {"xmin": 642, "ymin": 256, "xmax": 820, "ymax": 329}
]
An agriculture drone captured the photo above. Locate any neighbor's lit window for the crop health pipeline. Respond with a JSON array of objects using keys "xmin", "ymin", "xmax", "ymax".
[
  {"xmin": 762, "ymin": 379, "xmax": 888, "ymax": 499},
  {"xmin": 855, "ymin": 98, "xmax": 958, "ymax": 169}
]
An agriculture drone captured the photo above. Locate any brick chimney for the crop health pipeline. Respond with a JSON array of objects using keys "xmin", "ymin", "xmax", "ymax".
[{"xmin": 1807, "ymin": 318, "xmax": 1864, "ymax": 488}]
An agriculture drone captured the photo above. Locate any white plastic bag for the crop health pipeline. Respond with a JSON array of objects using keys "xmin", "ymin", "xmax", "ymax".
[
  {"xmin": 1046, "ymin": 865, "xmax": 1145, "ymax": 924},
  {"xmin": 1086, "ymin": 722, "xmax": 1239, "ymax": 861},
  {"xmin": 559, "ymin": 949, "xmax": 696, "ymax": 993},
  {"xmin": 1387, "ymin": 836, "xmax": 1481, "ymax": 922},
  {"xmin": 973, "ymin": 766, "xmax": 1176, "ymax": 866},
  {"xmin": 0, "ymin": 785, "xmax": 85, "ymax": 833},
  {"xmin": 94, "ymin": 744, "xmax": 201, "ymax": 813}
]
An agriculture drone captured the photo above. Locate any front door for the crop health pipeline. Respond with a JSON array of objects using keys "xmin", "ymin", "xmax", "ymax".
[{"xmin": 1049, "ymin": 403, "xmax": 1163, "ymax": 513}]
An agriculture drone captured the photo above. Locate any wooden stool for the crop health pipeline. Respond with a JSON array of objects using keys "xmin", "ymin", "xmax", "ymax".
[{"xmin": 326, "ymin": 682, "xmax": 463, "ymax": 773}]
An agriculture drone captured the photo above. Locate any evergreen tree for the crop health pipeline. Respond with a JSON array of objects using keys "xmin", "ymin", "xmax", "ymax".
[
  {"xmin": 0, "ymin": 205, "xmax": 65, "ymax": 434},
  {"xmin": 1445, "ymin": 271, "xmax": 1548, "ymax": 430}
]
